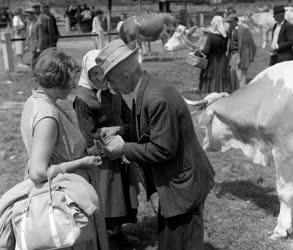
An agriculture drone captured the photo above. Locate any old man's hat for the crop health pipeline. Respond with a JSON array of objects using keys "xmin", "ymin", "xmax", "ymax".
[
  {"xmin": 95, "ymin": 39, "xmax": 139, "ymax": 80},
  {"xmin": 273, "ymin": 5, "xmax": 285, "ymax": 15}
]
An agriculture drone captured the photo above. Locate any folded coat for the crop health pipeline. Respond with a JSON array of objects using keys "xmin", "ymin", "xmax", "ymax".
[{"xmin": 0, "ymin": 173, "xmax": 108, "ymax": 250}]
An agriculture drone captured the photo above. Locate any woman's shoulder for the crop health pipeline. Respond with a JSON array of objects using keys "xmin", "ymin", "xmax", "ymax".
[{"xmin": 24, "ymin": 93, "xmax": 60, "ymax": 122}]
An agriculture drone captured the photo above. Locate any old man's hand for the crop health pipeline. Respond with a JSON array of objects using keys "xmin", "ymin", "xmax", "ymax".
[
  {"xmin": 103, "ymin": 135, "xmax": 125, "ymax": 160},
  {"xmin": 99, "ymin": 126, "xmax": 121, "ymax": 138}
]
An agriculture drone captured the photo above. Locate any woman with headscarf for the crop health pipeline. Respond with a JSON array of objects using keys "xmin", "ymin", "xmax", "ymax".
[
  {"xmin": 73, "ymin": 50, "xmax": 140, "ymax": 248},
  {"xmin": 197, "ymin": 15, "xmax": 231, "ymax": 93}
]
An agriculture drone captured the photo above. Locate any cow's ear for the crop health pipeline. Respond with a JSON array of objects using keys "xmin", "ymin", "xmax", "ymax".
[{"xmin": 185, "ymin": 26, "xmax": 198, "ymax": 36}]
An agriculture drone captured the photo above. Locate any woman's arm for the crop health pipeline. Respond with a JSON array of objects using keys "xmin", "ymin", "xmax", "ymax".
[
  {"xmin": 201, "ymin": 33, "xmax": 212, "ymax": 57},
  {"xmin": 29, "ymin": 117, "xmax": 101, "ymax": 184}
]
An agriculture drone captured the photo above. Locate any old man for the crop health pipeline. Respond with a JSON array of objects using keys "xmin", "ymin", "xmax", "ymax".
[{"xmin": 95, "ymin": 39, "xmax": 215, "ymax": 250}]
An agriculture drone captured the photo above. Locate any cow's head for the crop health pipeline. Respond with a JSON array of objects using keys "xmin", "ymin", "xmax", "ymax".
[
  {"xmin": 187, "ymin": 92, "xmax": 273, "ymax": 167},
  {"xmin": 164, "ymin": 25, "xmax": 209, "ymax": 51}
]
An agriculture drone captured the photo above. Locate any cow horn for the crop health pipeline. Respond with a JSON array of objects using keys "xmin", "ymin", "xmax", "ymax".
[
  {"xmin": 182, "ymin": 96, "xmax": 208, "ymax": 107},
  {"xmin": 183, "ymin": 92, "xmax": 229, "ymax": 108}
]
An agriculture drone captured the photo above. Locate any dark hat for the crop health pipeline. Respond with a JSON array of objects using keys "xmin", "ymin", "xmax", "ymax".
[
  {"xmin": 96, "ymin": 9, "xmax": 104, "ymax": 15},
  {"xmin": 24, "ymin": 8, "xmax": 36, "ymax": 14},
  {"xmin": 226, "ymin": 13, "xmax": 238, "ymax": 22},
  {"xmin": 273, "ymin": 5, "xmax": 285, "ymax": 15},
  {"xmin": 31, "ymin": 3, "xmax": 41, "ymax": 9}
]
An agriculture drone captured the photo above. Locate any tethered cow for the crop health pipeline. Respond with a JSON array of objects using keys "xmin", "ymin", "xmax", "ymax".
[{"xmin": 185, "ymin": 61, "xmax": 293, "ymax": 240}]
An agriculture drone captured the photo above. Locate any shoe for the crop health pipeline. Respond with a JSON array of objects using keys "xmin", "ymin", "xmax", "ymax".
[{"xmin": 109, "ymin": 232, "xmax": 140, "ymax": 247}]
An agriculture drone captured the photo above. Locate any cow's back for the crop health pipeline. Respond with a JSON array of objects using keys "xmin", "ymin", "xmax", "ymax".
[{"xmin": 210, "ymin": 61, "xmax": 293, "ymax": 145}]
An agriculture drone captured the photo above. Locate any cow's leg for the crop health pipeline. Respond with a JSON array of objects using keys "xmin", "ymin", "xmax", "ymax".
[
  {"xmin": 136, "ymin": 40, "xmax": 144, "ymax": 63},
  {"xmin": 262, "ymin": 28, "xmax": 267, "ymax": 49},
  {"xmin": 147, "ymin": 42, "xmax": 152, "ymax": 55},
  {"xmin": 270, "ymin": 149, "xmax": 293, "ymax": 239},
  {"xmin": 140, "ymin": 41, "xmax": 148, "ymax": 56}
]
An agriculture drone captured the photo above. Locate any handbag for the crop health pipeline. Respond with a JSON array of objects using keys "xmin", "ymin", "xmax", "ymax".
[
  {"xmin": 186, "ymin": 51, "xmax": 208, "ymax": 70},
  {"xmin": 11, "ymin": 172, "xmax": 96, "ymax": 250}
]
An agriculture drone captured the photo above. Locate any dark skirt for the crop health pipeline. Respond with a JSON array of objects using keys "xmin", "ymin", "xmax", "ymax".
[
  {"xmin": 97, "ymin": 158, "xmax": 139, "ymax": 224},
  {"xmin": 199, "ymin": 53, "xmax": 231, "ymax": 93}
]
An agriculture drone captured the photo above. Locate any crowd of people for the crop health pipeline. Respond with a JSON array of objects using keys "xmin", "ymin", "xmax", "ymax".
[
  {"xmin": 65, "ymin": 1, "xmax": 107, "ymax": 33},
  {"xmin": 196, "ymin": 4, "xmax": 293, "ymax": 94},
  {"xmin": 10, "ymin": 3, "xmax": 60, "ymax": 71}
]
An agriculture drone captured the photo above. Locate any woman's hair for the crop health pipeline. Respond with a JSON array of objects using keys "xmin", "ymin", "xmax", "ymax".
[
  {"xmin": 12, "ymin": 8, "xmax": 22, "ymax": 16},
  {"xmin": 34, "ymin": 48, "xmax": 81, "ymax": 89}
]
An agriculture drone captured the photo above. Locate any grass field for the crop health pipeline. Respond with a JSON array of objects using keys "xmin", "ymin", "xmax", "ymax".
[{"xmin": 0, "ymin": 32, "xmax": 292, "ymax": 249}]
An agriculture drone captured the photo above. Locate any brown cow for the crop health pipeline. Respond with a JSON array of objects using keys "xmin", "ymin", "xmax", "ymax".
[{"xmin": 119, "ymin": 13, "xmax": 176, "ymax": 61}]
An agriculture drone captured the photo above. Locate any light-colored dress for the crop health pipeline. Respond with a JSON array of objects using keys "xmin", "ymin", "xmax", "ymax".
[
  {"xmin": 12, "ymin": 15, "xmax": 25, "ymax": 55},
  {"xmin": 20, "ymin": 89, "xmax": 108, "ymax": 250},
  {"xmin": 92, "ymin": 16, "xmax": 104, "ymax": 49}
]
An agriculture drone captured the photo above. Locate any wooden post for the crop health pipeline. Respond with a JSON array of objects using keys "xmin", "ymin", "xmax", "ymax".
[
  {"xmin": 200, "ymin": 13, "xmax": 204, "ymax": 26},
  {"xmin": 98, "ymin": 29, "xmax": 105, "ymax": 49},
  {"xmin": 1, "ymin": 32, "xmax": 14, "ymax": 72},
  {"xmin": 138, "ymin": 0, "xmax": 142, "ymax": 13},
  {"xmin": 65, "ymin": 16, "xmax": 70, "ymax": 33},
  {"xmin": 107, "ymin": 11, "xmax": 111, "ymax": 42}
]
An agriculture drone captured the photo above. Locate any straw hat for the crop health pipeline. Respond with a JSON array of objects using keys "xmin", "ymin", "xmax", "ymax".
[{"xmin": 95, "ymin": 39, "xmax": 139, "ymax": 80}]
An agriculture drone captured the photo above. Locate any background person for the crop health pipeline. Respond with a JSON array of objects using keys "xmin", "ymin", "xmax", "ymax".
[
  {"xmin": 73, "ymin": 50, "xmax": 140, "ymax": 248},
  {"xmin": 92, "ymin": 9, "xmax": 104, "ymax": 49},
  {"xmin": 116, "ymin": 12, "xmax": 127, "ymax": 33},
  {"xmin": 226, "ymin": 13, "xmax": 256, "ymax": 90},
  {"xmin": 79, "ymin": 4, "xmax": 92, "ymax": 32},
  {"xmin": 20, "ymin": 48, "xmax": 108, "ymax": 250},
  {"xmin": 33, "ymin": 3, "xmax": 50, "ymax": 50},
  {"xmin": 12, "ymin": 8, "xmax": 27, "ymax": 69},
  {"xmin": 196, "ymin": 16, "xmax": 230, "ymax": 93},
  {"xmin": 24, "ymin": 8, "xmax": 45, "ymax": 71},
  {"xmin": 96, "ymin": 39, "xmax": 215, "ymax": 250},
  {"xmin": 270, "ymin": 5, "xmax": 293, "ymax": 66},
  {"xmin": 41, "ymin": 4, "xmax": 60, "ymax": 48}
]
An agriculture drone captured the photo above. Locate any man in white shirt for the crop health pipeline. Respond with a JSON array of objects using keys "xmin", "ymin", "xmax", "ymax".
[
  {"xmin": 270, "ymin": 5, "xmax": 293, "ymax": 66},
  {"xmin": 116, "ymin": 13, "xmax": 127, "ymax": 33}
]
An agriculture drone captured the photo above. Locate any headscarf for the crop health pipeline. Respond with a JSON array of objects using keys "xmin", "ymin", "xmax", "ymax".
[
  {"xmin": 78, "ymin": 49, "xmax": 109, "ymax": 102},
  {"xmin": 211, "ymin": 15, "xmax": 227, "ymax": 38}
]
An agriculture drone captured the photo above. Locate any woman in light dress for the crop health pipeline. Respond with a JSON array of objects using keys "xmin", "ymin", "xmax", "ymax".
[
  {"xmin": 20, "ymin": 48, "xmax": 108, "ymax": 250},
  {"xmin": 92, "ymin": 9, "xmax": 104, "ymax": 49},
  {"xmin": 12, "ymin": 8, "xmax": 27, "ymax": 69}
]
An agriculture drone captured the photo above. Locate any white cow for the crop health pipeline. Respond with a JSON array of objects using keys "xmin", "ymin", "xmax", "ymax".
[
  {"xmin": 164, "ymin": 25, "xmax": 211, "ymax": 51},
  {"xmin": 241, "ymin": 8, "xmax": 293, "ymax": 48},
  {"xmin": 185, "ymin": 61, "xmax": 293, "ymax": 240}
]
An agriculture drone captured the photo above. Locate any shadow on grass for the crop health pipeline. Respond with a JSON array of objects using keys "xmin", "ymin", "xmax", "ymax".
[
  {"xmin": 117, "ymin": 216, "xmax": 224, "ymax": 250},
  {"xmin": 142, "ymin": 57, "xmax": 178, "ymax": 62},
  {"xmin": 113, "ymin": 215, "xmax": 157, "ymax": 250},
  {"xmin": 204, "ymin": 242, "xmax": 225, "ymax": 250},
  {"xmin": 215, "ymin": 180, "xmax": 279, "ymax": 217}
]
